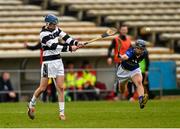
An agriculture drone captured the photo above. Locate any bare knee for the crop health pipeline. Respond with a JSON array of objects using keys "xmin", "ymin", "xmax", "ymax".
[
  {"xmin": 58, "ymin": 86, "xmax": 64, "ymax": 91},
  {"xmin": 132, "ymin": 74, "xmax": 143, "ymax": 87},
  {"xmin": 56, "ymin": 84, "xmax": 64, "ymax": 91},
  {"xmin": 137, "ymin": 81, "xmax": 143, "ymax": 86},
  {"xmin": 136, "ymin": 80, "xmax": 143, "ymax": 87},
  {"xmin": 132, "ymin": 77, "xmax": 142, "ymax": 87}
]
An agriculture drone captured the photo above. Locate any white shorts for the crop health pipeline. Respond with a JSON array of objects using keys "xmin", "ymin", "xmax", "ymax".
[
  {"xmin": 41, "ymin": 59, "xmax": 64, "ymax": 78},
  {"xmin": 117, "ymin": 65, "xmax": 142, "ymax": 83}
]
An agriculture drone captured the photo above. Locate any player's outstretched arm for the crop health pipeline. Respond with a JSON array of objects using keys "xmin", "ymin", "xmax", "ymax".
[{"xmin": 24, "ymin": 42, "xmax": 41, "ymax": 50}]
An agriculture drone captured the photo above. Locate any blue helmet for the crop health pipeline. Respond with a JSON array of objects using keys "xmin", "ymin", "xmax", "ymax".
[
  {"xmin": 135, "ymin": 39, "xmax": 146, "ymax": 49},
  {"xmin": 44, "ymin": 14, "xmax": 58, "ymax": 24}
]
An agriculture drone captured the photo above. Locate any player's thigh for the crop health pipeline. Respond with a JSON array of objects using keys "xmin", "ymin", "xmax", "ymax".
[
  {"xmin": 56, "ymin": 75, "xmax": 64, "ymax": 88},
  {"xmin": 131, "ymin": 73, "xmax": 143, "ymax": 87}
]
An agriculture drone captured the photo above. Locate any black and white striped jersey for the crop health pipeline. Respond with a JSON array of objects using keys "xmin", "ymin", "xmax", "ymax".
[{"xmin": 40, "ymin": 26, "xmax": 78, "ymax": 58}]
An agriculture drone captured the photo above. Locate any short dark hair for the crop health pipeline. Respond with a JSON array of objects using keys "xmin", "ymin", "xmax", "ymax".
[
  {"xmin": 119, "ymin": 24, "xmax": 128, "ymax": 29},
  {"xmin": 1, "ymin": 72, "xmax": 8, "ymax": 76}
]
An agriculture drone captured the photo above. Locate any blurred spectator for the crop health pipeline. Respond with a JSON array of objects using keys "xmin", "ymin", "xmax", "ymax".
[
  {"xmin": 127, "ymin": 82, "xmax": 138, "ymax": 102},
  {"xmin": 80, "ymin": 60, "xmax": 99, "ymax": 100},
  {"xmin": 64, "ymin": 61, "xmax": 88, "ymax": 101},
  {"xmin": 174, "ymin": 40, "xmax": 180, "ymax": 53},
  {"xmin": 139, "ymin": 51, "xmax": 155, "ymax": 99},
  {"xmin": 64, "ymin": 61, "xmax": 78, "ymax": 101},
  {"xmin": 76, "ymin": 68, "xmax": 88, "ymax": 101},
  {"xmin": 107, "ymin": 24, "xmax": 132, "ymax": 100},
  {"xmin": 139, "ymin": 51, "xmax": 150, "ymax": 95},
  {"xmin": 0, "ymin": 72, "xmax": 17, "ymax": 102}
]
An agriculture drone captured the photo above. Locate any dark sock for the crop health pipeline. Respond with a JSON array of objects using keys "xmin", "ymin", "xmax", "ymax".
[{"xmin": 138, "ymin": 96, "xmax": 143, "ymax": 103}]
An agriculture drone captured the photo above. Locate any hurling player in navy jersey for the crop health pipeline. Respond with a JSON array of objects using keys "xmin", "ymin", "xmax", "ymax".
[{"xmin": 117, "ymin": 39, "xmax": 148, "ymax": 109}]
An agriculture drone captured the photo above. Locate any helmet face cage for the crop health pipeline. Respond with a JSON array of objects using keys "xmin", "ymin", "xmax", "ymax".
[{"xmin": 44, "ymin": 14, "xmax": 58, "ymax": 25}]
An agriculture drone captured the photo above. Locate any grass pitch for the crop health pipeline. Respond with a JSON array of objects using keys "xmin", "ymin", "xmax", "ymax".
[{"xmin": 0, "ymin": 99, "xmax": 180, "ymax": 128}]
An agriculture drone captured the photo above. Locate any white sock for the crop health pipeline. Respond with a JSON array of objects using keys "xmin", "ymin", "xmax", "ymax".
[
  {"xmin": 59, "ymin": 102, "xmax": 65, "ymax": 115},
  {"xmin": 29, "ymin": 95, "xmax": 36, "ymax": 108}
]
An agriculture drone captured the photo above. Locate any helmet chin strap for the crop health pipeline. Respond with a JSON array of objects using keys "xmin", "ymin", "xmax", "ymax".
[{"xmin": 46, "ymin": 22, "xmax": 50, "ymax": 26}]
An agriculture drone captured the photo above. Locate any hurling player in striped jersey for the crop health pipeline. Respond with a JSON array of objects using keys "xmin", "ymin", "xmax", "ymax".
[{"xmin": 27, "ymin": 14, "xmax": 82, "ymax": 120}]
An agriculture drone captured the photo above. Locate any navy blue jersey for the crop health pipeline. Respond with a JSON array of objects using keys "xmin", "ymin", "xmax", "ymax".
[{"xmin": 121, "ymin": 47, "xmax": 148, "ymax": 71}]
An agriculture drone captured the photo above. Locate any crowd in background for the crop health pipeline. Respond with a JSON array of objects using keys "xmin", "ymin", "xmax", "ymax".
[{"xmin": 42, "ymin": 60, "xmax": 111, "ymax": 102}]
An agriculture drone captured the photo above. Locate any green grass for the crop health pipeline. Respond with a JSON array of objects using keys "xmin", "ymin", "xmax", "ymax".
[{"xmin": 0, "ymin": 99, "xmax": 180, "ymax": 128}]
